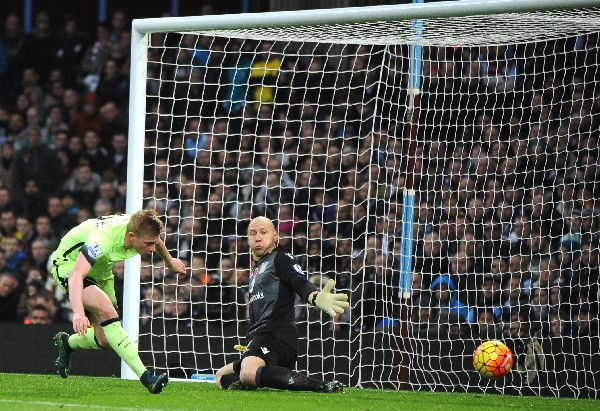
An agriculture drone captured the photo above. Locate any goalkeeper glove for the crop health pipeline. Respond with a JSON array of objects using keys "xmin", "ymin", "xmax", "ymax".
[{"xmin": 312, "ymin": 279, "xmax": 349, "ymax": 317}]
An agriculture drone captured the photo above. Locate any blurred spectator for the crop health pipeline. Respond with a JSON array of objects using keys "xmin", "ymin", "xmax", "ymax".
[
  {"xmin": 80, "ymin": 24, "xmax": 112, "ymax": 92},
  {"xmin": 4, "ymin": 235, "xmax": 26, "ymax": 273},
  {"xmin": 0, "ymin": 271, "xmax": 21, "ymax": 322},
  {"xmin": 0, "ymin": 141, "xmax": 15, "ymax": 188},
  {"xmin": 18, "ymin": 106, "xmax": 46, "ymax": 150},
  {"xmin": 26, "ymin": 239, "xmax": 50, "ymax": 274},
  {"xmin": 11, "ymin": 126, "xmax": 63, "ymax": 202},
  {"xmin": 248, "ymin": 41, "xmax": 281, "ymax": 109},
  {"xmin": 68, "ymin": 92, "xmax": 106, "ymax": 137},
  {"xmin": 24, "ymin": 303, "xmax": 52, "ymax": 324},
  {"xmin": 505, "ymin": 312, "xmax": 530, "ymax": 344},
  {"xmin": 204, "ymin": 256, "xmax": 241, "ymax": 320},
  {"xmin": 163, "ymin": 294, "xmax": 192, "ymax": 328},
  {"xmin": 108, "ymin": 10, "xmax": 128, "ymax": 43},
  {"xmin": 501, "ymin": 274, "xmax": 529, "ymax": 318},
  {"xmin": 99, "ymin": 103, "xmax": 126, "ymax": 146},
  {"xmin": 410, "ymin": 293, "xmax": 441, "ymax": 338},
  {"xmin": 414, "ymin": 230, "xmax": 449, "ymax": 289},
  {"xmin": 476, "ymin": 308, "xmax": 503, "ymax": 340},
  {"xmin": 449, "ymin": 249, "xmax": 477, "ymax": 305},
  {"xmin": 475, "ymin": 273, "xmax": 503, "ymax": 320},
  {"xmin": 61, "ymin": 87, "xmax": 80, "ymax": 119},
  {"xmin": 548, "ymin": 310, "xmax": 572, "ymax": 338},
  {"xmin": 20, "ymin": 12, "xmax": 53, "ymax": 81},
  {"xmin": 0, "ymin": 14, "xmax": 25, "ymax": 105},
  {"xmin": 47, "ymin": 195, "xmax": 77, "ymax": 237},
  {"xmin": 529, "ymin": 286, "xmax": 550, "ymax": 333},
  {"xmin": 21, "ymin": 179, "xmax": 48, "ymax": 221},
  {"xmin": 0, "ymin": 187, "xmax": 19, "ymax": 214},
  {"xmin": 93, "ymin": 198, "xmax": 112, "ymax": 217},
  {"xmin": 82, "ymin": 128, "xmax": 110, "ymax": 175},
  {"xmin": 16, "ymin": 215, "xmax": 35, "ymax": 251},
  {"xmin": 16, "ymin": 266, "xmax": 46, "ymax": 310},
  {"xmin": 34, "ymin": 214, "xmax": 59, "ymax": 252},
  {"xmin": 97, "ymin": 180, "xmax": 125, "ymax": 212},
  {"xmin": 51, "ymin": 15, "xmax": 88, "ymax": 84},
  {"xmin": 141, "ymin": 286, "xmax": 163, "ymax": 326},
  {"xmin": 62, "ymin": 161, "xmax": 101, "ymax": 210},
  {"xmin": 44, "ymin": 105, "xmax": 69, "ymax": 145},
  {"xmin": 0, "ymin": 209, "xmax": 18, "ymax": 244},
  {"xmin": 31, "ymin": 289, "xmax": 69, "ymax": 323},
  {"xmin": 531, "ymin": 256, "xmax": 560, "ymax": 289},
  {"xmin": 64, "ymin": 134, "xmax": 84, "ymax": 171},
  {"xmin": 430, "ymin": 274, "xmax": 475, "ymax": 324},
  {"xmin": 96, "ymin": 58, "xmax": 129, "ymax": 107},
  {"xmin": 573, "ymin": 307, "xmax": 599, "ymax": 337},
  {"xmin": 221, "ymin": 39, "xmax": 252, "ymax": 116},
  {"xmin": 106, "ymin": 131, "xmax": 127, "ymax": 180}
]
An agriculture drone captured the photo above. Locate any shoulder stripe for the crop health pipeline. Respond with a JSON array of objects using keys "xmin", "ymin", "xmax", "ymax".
[{"xmin": 62, "ymin": 242, "xmax": 85, "ymax": 260}]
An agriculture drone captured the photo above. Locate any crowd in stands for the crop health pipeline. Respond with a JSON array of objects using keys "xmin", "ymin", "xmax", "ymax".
[
  {"xmin": 0, "ymin": 9, "xmax": 598, "ymax": 351},
  {"xmin": 0, "ymin": 10, "xmax": 131, "ymax": 325}
]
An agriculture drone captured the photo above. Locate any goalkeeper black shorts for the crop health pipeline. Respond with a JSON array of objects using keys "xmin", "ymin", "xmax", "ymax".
[{"xmin": 234, "ymin": 332, "xmax": 297, "ymax": 372}]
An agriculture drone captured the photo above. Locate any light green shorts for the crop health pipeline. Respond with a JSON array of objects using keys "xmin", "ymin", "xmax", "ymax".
[{"xmin": 51, "ymin": 259, "xmax": 117, "ymax": 307}]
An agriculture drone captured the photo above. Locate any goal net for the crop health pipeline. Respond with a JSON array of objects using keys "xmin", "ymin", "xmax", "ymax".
[{"xmin": 125, "ymin": 0, "xmax": 600, "ymax": 397}]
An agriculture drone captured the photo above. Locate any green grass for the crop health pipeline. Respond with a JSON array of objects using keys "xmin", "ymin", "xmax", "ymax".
[{"xmin": 0, "ymin": 373, "xmax": 597, "ymax": 411}]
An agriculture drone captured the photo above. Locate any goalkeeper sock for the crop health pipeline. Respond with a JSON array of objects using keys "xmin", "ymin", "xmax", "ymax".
[
  {"xmin": 256, "ymin": 366, "xmax": 324, "ymax": 392},
  {"xmin": 68, "ymin": 328, "xmax": 102, "ymax": 350},
  {"xmin": 220, "ymin": 373, "xmax": 240, "ymax": 389},
  {"xmin": 101, "ymin": 318, "xmax": 147, "ymax": 378}
]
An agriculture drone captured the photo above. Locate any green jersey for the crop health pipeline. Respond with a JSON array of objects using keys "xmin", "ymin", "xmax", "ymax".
[{"xmin": 51, "ymin": 214, "xmax": 138, "ymax": 283}]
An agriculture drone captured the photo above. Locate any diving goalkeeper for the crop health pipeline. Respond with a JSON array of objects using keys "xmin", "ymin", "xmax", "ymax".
[
  {"xmin": 215, "ymin": 216, "xmax": 349, "ymax": 393},
  {"xmin": 51, "ymin": 210, "xmax": 186, "ymax": 394}
]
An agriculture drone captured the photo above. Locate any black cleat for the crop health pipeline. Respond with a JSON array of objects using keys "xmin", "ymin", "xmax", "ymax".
[
  {"xmin": 321, "ymin": 380, "xmax": 344, "ymax": 393},
  {"xmin": 141, "ymin": 371, "xmax": 169, "ymax": 394},
  {"xmin": 53, "ymin": 332, "xmax": 72, "ymax": 379},
  {"xmin": 228, "ymin": 381, "xmax": 257, "ymax": 391}
]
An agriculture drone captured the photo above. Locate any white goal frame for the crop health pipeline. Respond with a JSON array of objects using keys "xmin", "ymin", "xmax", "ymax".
[{"xmin": 124, "ymin": 0, "xmax": 600, "ymax": 380}]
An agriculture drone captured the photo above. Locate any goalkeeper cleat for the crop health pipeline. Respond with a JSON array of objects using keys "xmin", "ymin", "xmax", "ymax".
[
  {"xmin": 141, "ymin": 371, "xmax": 169, "ymax": 394},
  {"xmin": 228, "ymin": 381, "xmax": 257, "ymax": 391},
  {"xmin": 321, "ymin": 380, "xmax": 344, "ymax": 393},
  {"xmin": 53, "ymin": 332, "xmax": 73, "ymax": 379}
]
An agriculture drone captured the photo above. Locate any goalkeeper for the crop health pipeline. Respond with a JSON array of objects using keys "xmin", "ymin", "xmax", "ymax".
[
  {"xmin": 215, "ymin": 216, "xmax": 349, "ymax": 393},
  {"xmin": 51, "ymin": 210, "xmax": 186, "ymax": 394}
]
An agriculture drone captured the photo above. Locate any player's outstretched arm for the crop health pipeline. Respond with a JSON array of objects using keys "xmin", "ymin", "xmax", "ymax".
[
  {"xmin": 68, "ymin": 252, "xmax": 93, "ymax": 335},
  {"xmin": 155, "ymin": 237, "xmax": 186, "ymax": 275},
  {"xmin": 309, "ymin": 279, "xmax": 349, "ymax": 317}
]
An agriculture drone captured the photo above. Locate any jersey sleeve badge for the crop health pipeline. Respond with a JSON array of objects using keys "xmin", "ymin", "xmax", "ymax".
[{"xmin": 88, "ymin": 243, "xmax": 103, "ymax": 261}]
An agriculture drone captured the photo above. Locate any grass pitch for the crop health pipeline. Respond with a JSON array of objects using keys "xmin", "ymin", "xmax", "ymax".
[{"xmin": 0, "ymin": 373, "xmax": 597, "ymax": 411}]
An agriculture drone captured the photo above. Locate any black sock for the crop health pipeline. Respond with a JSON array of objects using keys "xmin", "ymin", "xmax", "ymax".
[
  {"xmin": 220, "ymin": 373, "xmax": 240, "ymax": 389},
  {"xmin": 255, "ymin": 366, "xmax": 324, "ymax": 392}
]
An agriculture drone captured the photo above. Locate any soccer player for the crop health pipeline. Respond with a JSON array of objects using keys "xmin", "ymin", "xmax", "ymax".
[
  {"xmin": 215, "ymin": 216, "xmax": 349, "ymax": 393},
  {"xmin": 51, "ymin": 210, "xmax": 186, "ymax": 394}
]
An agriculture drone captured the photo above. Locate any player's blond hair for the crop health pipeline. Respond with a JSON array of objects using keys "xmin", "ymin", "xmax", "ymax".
[{"xmin": 127, "ymin": 210, "xmax": 164, "ymax": 237}]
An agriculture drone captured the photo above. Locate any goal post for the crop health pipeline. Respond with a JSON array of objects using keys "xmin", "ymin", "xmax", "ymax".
[{"xmin": 125, "ymin": 0, "xmax": 600, "ymax": 396}]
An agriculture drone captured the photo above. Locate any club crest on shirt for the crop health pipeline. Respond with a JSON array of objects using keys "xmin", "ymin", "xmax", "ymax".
[
  {"xmin": 88, "ymin": 243, "xmax": 103, "ymax": 260},
  {"xmin": 249, "ymin": 275, "xmax": 256, "ymax": 293},
  {"xmin": 259, "ymin": 262, "xmax": 268, "ymax": 274}
]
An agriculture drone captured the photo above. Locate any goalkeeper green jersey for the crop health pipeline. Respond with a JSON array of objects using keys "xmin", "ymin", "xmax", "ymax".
[{"xmin": 51, "ymin": 214, "xmax": 138, "ymax": 283}]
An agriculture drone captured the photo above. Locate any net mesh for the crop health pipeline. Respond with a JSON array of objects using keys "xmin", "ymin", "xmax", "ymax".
[
  {"xmin": 188, "ymin": 8, "xmax": 600, "ymax": 47},
  {"xmin": 136, "ymin": 6, "xmax": 600, "ymax": 396}
]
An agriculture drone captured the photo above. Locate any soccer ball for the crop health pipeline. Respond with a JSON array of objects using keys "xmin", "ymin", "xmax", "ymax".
[{"xmin": 473, "ymin": 340, "xmax": 513, "ymax": 379}]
